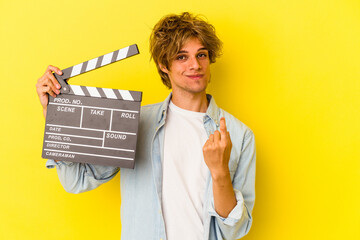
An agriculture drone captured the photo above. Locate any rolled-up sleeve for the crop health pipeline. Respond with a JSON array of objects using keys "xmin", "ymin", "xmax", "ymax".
[
  {"xmin": 46, "ymin": 159, "xmax": 119, "ymax": 194},
  {"xmin": 208, "ymin": 189, "xmax": 245, "ymax": 226}
]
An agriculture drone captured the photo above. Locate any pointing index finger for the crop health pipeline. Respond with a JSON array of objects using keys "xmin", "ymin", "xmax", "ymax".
[
  {"xmin": 220, "ymin": 117, "xmax": 227, "ymax": 132},
  {"xmin": 220, "ymin": 117, "xmax": 228, "ymax": 141}
]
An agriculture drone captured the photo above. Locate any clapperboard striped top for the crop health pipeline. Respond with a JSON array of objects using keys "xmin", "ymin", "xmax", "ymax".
[
  {"xmin": 54, "ymin": 44, "xmax": 139, "ymax": 94},
  {"xmin": 69, "ymin": 85, "xmax": 142, "ymax": 102},
  {"xmin": 61, "ymin": 44, "xmax": 139, "ymax": 79}
]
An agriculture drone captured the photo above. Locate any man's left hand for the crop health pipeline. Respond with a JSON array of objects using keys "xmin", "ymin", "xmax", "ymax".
[{"xmin": 203, "ymin": 117, "xmax": 232, "ymax": 179}]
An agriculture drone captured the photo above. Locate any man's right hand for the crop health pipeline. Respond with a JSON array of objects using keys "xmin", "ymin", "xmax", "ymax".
[{"xmin": 36, "ymin": 65, "xmax": 63, "ymax": 117}]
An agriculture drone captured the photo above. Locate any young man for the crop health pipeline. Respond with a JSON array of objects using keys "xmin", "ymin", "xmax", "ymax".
[{"xmin": 36, "ymin": 12, "xmax": 256, "ymax": 240}]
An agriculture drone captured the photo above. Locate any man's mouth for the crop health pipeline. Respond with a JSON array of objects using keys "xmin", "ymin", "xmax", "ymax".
[{"xmin": 186, "ymin": 74, "xmax": 204, "ymax": 80}]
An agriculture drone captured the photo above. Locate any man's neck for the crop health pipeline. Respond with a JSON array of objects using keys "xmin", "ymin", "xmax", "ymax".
[{"xmin": 171, "ymin": 91, "xmax": 208, "ymax": 113}]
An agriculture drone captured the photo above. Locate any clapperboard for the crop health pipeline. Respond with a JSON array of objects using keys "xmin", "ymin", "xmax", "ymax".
[{"xmin": 42, "ymin": 44, "xmax": 141, "ymax": 168}]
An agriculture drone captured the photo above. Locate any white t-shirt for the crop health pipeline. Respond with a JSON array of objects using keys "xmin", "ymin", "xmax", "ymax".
[{"xmin": 162, "ymin": 101, "xmax": 209, "ymax": 240}]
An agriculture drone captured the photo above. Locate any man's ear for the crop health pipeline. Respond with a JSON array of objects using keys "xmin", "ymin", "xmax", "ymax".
[{"xmin": 159, "ymin": 64, "xmax": 169, "ymax": 74}]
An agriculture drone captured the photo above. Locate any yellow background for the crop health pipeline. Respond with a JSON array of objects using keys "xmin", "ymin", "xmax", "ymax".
[{"xmin": 0, "ymin": 0, "xmax": 359, "ymax": 239}]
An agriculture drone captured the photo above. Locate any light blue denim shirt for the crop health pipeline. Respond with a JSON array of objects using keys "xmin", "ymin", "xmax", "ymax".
[{"xmin": 47, "ymin": 93, "xmax": 256, "ymax": 240}]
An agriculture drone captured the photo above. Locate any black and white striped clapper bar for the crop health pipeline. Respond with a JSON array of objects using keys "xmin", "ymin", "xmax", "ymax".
[{"xmin": 42, "ymin": 44, "xmax": 142, "ymax": 168}]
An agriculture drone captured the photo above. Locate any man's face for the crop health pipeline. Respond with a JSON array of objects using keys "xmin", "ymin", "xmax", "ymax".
[{"xmin": 161, "ymin": 37, "xmax": 211, "ymax": 95}]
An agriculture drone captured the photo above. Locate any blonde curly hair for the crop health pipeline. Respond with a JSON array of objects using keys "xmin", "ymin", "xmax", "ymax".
[{"xmin": 149, "ymin": 12, "xmax": 223, "ymax": 89}]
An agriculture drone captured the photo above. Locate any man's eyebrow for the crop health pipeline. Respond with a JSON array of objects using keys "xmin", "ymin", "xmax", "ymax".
[{"xmin": 177, "ymin": 47, "xmax": 208, "ymax": 54}]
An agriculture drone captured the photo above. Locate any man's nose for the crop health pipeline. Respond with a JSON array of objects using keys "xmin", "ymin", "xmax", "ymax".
[{"xmin": 189, "ymin": 57, "xmax": 201, "ymax": 70}]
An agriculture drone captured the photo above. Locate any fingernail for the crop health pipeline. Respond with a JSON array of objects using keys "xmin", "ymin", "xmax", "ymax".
[{"xmin": 56, "ymin": 84, "xmax": 60, "ymax": 89}]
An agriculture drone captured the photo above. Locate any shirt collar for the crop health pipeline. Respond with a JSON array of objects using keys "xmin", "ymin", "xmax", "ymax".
[
  {"xmin": 205, "ymin": 94, "xmax": 220, "ymax": 128},
  {"xmin": 157, "ymin": 93, "xmax": 172, "ymax": 125}
]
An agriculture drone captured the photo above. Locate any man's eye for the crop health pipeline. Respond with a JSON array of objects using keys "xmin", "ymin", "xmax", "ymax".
[
  {"xmin": 176, "ymin": 55, "xmax": 187, "ymax": 60},
  {"xmin": 198, "ymin": 53, "xmax": 208, "ymax": 58}
]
